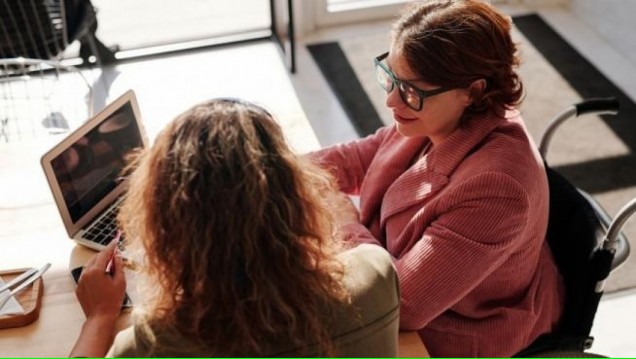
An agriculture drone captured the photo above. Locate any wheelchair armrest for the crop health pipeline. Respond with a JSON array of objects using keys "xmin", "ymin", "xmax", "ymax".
[
  {"xmin": 575, "ymin": 98, "xmax": 620, "ymax": 117},
  {"xmin": 604, "ymin": 197, "xmax": 636, "ymax": 256},
  {"xmin": 539, "ymin": 98, "xmax": 620, "ymax": 158},
  {"xmin": 577, "ymin": 190, "xmax": 631, "ymax": 270}
]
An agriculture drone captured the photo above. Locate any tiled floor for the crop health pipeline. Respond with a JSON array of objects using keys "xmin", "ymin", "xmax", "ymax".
[{"xmin": 1, "ymin": 1, "xmax": 635, "ymax": 357}]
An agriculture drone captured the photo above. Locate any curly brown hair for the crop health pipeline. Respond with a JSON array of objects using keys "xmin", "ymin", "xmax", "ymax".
[
  {"xmin": 392, "ymin": 0, "xmax": 523, "ymax": 116},
  {"xmin": 119, "ymin": 98, "xmax": 349, "ymax": 356}
]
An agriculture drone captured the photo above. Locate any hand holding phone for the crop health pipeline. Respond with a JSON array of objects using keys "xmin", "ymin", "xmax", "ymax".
[{"xmin": 71, "ymin": 265, "xmax": 132, "ymax": 309}]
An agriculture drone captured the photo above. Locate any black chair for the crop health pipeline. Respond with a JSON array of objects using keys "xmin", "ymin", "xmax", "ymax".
[
  {"xmin": 64, "ymin": 0, "xmax": 117, "ymax": 66},
  {"xmin": 517, "ymin": 98, "xmax": 634, "ymax": 357},
  {"xmin": 0, "ymin": 0, "xmax": 115, "ymax": 66},
  {"xmin": 0, "ymin": 0, "xmax": 97, "ymax": 141}
]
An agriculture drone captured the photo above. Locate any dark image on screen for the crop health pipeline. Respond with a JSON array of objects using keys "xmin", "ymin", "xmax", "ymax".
[{"xmin": 51, "ymin": 102, "xmax": 142, "ymax": 223}]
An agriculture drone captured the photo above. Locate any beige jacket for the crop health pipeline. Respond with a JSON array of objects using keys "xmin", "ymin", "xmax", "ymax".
[{"xmin": 107, "ymin": 244, "xmax": 400, "ymax": 357}]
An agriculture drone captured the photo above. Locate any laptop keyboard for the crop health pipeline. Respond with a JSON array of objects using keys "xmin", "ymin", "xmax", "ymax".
[{"xmin": 83, "ymin": 205, "xmax": 124, "ymax": 245}]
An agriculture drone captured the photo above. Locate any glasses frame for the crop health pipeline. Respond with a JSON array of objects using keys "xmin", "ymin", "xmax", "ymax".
[{"xmin": 374, "ymin": 52, "xmax": 453, "ymax": 111}]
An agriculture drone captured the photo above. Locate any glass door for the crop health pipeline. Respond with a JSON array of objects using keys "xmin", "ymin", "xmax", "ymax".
[
  {"xmin": 313, "ymin": 0, "xmax": 511, "ymax": 28},
  {"xmin": 90, "ymin": 0, "xmax": 271, "ymax": 56},
  {"xmin": 314, "ymin": 0, "xmax": 410, "ymax": 27}
]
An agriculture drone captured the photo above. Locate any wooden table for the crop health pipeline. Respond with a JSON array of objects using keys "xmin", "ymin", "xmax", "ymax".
[
  {"xmin": 398, "ymin": 331, "xmax": 429, "ymax": 357},
  {"xmin": 0, "ymin": 125, "xmax": 428, "ymax": 358}
]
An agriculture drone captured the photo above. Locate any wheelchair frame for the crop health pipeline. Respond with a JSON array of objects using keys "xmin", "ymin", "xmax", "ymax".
[{"xmin": 519, "ymin": 97, "xmax": 635, "ymax": 357}]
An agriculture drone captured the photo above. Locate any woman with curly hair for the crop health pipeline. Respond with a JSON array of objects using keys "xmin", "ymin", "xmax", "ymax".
[
  {"xmin": 311, "ymin": 0, "xmax": 564, "ymax": 356},
  {"xmin": 69, "ymin": 98, "xmax": 399, "ymax": 357}
]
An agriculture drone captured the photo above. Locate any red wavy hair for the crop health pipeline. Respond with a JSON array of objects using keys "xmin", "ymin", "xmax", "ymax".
[{"xmin": 392, "ymin": 0, "xmax": 524, "ymax": 117}]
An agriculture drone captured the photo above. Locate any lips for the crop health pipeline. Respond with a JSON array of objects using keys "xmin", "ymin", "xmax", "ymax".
[{"xmin": 393, "ymin": 113, "xmax": 418, "ymax": 124}]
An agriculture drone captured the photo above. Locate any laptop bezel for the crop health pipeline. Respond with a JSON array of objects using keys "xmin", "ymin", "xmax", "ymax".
[{"xmin": 40, "ymin": 90, "xmax": 148, "ymax": 239}]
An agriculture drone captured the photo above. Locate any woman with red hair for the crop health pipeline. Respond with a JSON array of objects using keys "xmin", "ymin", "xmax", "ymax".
[{"xmin": 312, "ymin": 0, "xmax": 564, "ymax": 356}]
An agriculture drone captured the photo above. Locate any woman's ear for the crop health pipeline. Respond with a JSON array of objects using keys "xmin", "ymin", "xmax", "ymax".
[
  {"xmin": 467, "ymin": 78, "xmax": 487, "ymax": 106},
  {"xmin": 469, "ymin": 79, "xmax": 486, "ymax": 96}
]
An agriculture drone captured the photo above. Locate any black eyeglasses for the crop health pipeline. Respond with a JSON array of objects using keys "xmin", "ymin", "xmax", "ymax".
[{"xmin": 374, "ymin": 52, "xmax": 454, "ymax": 111}]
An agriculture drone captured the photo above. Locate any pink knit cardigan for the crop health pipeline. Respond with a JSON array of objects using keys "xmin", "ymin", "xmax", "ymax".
[{"xmin": 311, "ymin": 110, "xmax": 565, "ymax": 357}]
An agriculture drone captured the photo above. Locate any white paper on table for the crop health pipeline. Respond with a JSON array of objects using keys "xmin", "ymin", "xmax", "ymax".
[{"xmin": 0, "ymin": 276, "xmax": 26, "ymax": 316}]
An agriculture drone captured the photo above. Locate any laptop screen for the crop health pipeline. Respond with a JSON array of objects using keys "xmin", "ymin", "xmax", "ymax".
[{"xmin": 49, "ymin": 102, "xmax": 142, "ymax": 223}]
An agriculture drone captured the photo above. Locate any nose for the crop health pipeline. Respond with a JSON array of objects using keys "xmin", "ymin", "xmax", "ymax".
[{"xmin": 385, "ymin": 86, "xmax": 403, "ymax": 109}]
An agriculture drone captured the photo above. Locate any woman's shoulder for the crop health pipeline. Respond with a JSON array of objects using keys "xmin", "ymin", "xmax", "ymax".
[
  {"xmin": 108, "ymin": 320, "xmax": 206, "ymax": 357},
  {"xmin": 439, "ymin": 110, "xmax": 546, "ymax": 196},
  {"xmin": 466, "ymin": 111, "xmax": 543, "ymax": 172},
  {"xmin": 329, "ymin": 244, "xmax": 400, "ymax": 357},
  {"xmin": 340, "ymin": 244, "xmax": 396, "ymax": 283},
  {"xmin": 341, "ymin": 242, "xmax": 393, "ymax": 263},
  {"xmin": 338, "ymin": 244, "xmax": 399, "ymax": 319}
]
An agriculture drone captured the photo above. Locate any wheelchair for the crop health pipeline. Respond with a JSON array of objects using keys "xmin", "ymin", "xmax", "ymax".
[{"xmin": 517, "ymin": 98, "xmax": 635, "ymax": 357}]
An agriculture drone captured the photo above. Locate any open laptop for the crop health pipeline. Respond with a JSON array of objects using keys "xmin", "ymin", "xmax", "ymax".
[{"xmin": 41, "ymin": 90, "xmax": 147, "ymax": 251}]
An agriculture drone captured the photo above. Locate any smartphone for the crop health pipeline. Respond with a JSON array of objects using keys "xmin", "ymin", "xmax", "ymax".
[{"xmin": 70, "ymin": 266, "xmax": 133, "ymax": 309}]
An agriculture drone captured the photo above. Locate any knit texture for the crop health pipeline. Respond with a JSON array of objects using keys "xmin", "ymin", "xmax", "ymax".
[{"xmin": 312, "ymin": 110, "xmax": 565, "ymax": 357}]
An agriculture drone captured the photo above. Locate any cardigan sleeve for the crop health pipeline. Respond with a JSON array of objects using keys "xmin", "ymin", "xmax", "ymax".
[
  {"xmin": 308, "ymin": 126, "xmax": 392, "ymax": 195},
  {"xmin": 394, "ymin": 172, "xmax": 531, "ymax": 330}
]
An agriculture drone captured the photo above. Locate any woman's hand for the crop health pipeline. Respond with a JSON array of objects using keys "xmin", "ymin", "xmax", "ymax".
[
  {"xmin": 69, "ymin": 239, "xmax": 127, "ymax": 357},
  {"xmin": 76, "ymin": 239, "xmax": 127, "ymax": 321}
]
